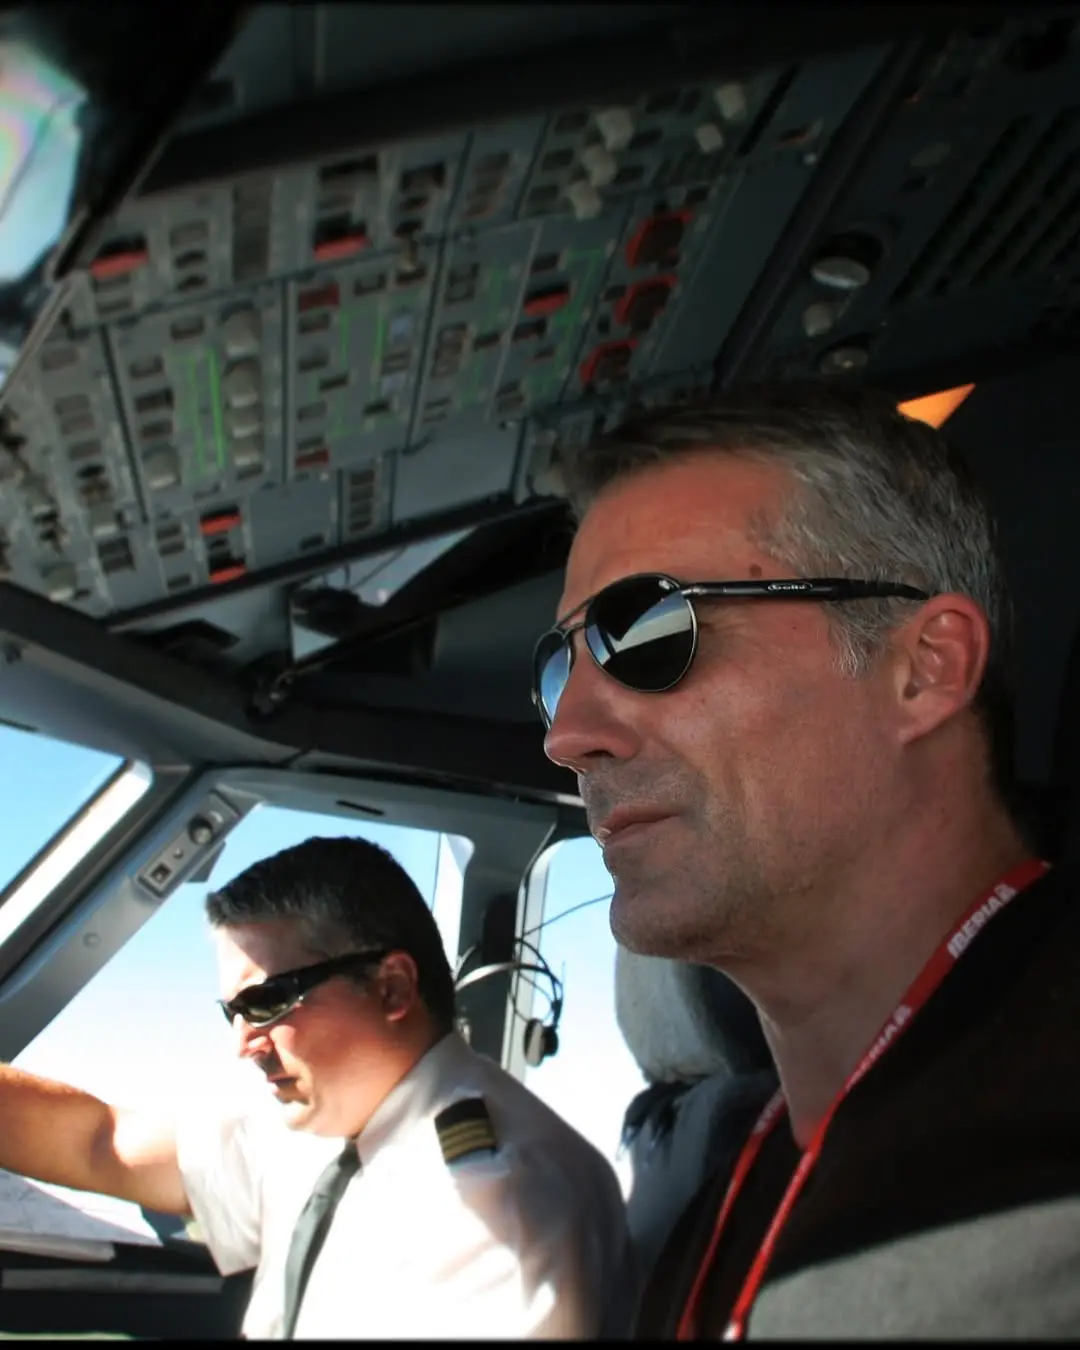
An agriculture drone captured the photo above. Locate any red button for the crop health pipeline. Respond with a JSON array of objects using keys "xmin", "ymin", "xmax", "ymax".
[
  {"xmin": 615, "ymin": 276, "xmax": 676, "ymax": 329},
  {"xmin": 313, "ymin": 233, "xmax": 369, "ymax": 263},
  {"xmin": 209, "ymin": 562, "xmax": 247, "ymax": 585},
  {"xmin": 523, "ymin": 285, "xmax": 570, "ymax": 318},
  {"xmin": 625, "ymin": 211, "xmax": 692, "ymax": 269},
  {"xmin": 90, "ymin": 250, "xmax": 150, "ymax": 281},
  {"xmin": 580, "ymin": 340, "xmax": 637, "ymax": 386},
  {"xmin": 199, "ymin": 510, "xmax": 241, "ymax": 537}
]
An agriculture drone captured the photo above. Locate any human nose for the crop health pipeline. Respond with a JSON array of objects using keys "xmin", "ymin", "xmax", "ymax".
[
  {"xmin": 543, "ymin": 638, "xmax": 642, "ymax": 772},
  {"xmin": 232, "ymin": 1014, "xmax": 274, "ymax": 1061}
]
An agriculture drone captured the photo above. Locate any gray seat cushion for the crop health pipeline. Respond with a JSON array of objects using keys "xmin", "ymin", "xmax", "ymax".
[
  {"xmin": 614, "ymin": 945, "xmax": 776, "ymax": 1295},
  {"xmin": 615, "ymin": 945, "xmax": 769, "ymax": 1082}
]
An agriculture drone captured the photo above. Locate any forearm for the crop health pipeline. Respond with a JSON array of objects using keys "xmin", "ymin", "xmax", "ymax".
[{"xmin": 0, "ymin": 1065, "xmax": 116, "ymax": 1195}]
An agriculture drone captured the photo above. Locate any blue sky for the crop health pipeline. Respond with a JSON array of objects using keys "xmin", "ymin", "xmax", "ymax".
[{"xmin": 0, "ymin": 725, "xmax": 644, "ymax": 1222}]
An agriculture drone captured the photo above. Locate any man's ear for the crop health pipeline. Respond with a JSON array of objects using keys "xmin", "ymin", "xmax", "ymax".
[
  {"xmin": 891, "ymin": 594, "xmax": 991, "ymax": 746},
  {"xmin": 378, "ymin": 952, "xmax": 420, "ymax": 1023}
]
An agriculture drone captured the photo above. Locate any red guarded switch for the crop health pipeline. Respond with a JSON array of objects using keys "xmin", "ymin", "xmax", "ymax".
[
  {"xmin": 625, "ymin": 210, "xmax": 692, "ymax": 268},
  {"xmin": 90, "ymin": 249, "xmax": 150, "ymax": 282},
  {"xmin": 209, "ymin": 562, "xmax": 248, "ymax": 585},
  {"xmin": 199, "ymin": 509, "xmax": 242, "ymax": 537},
  {"xmin": 523, "ymin": 284, "xmax": 571, "ymax": 318},
  {"xmin": 615, "ymin": 276, "xmax": 677, "ymax": 332},
  {"xmin": 313, "ymin": 232, "xmax": 370, "ymax": 263},
  {"xmin": 580, "ymin": 339, "xmax": 637, "ymax": 387}
]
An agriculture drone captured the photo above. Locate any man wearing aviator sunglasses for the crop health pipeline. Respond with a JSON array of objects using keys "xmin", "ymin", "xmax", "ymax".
[
  {"xmin": 538, "ymin": 382, "xmax": 1080, "ymax": 1339},
  {"xmin": 0, "ymin": 836, "xmax": 631, "ymax": 1339},
  {"xmin": 533, "ymin": 574, "xmax": 930, "ymax": 730},
  {"xmin": 216, "ymin": 949, "xmax": 396, "ymax": 1030}
]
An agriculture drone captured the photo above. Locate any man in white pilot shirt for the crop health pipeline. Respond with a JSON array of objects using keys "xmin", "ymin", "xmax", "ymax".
[{"xmin": 0, "ymin": 837, "xmax": 633, "ymax": 1339}]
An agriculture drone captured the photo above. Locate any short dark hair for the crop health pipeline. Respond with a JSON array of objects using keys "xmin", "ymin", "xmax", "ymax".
[
  {"xmin": 205, "ymin": 836, "xmax": 456, "ymax": 1033},
  {"xmin": 561, "ymin": 382, "xmax": 1017, "ymax": 811}
]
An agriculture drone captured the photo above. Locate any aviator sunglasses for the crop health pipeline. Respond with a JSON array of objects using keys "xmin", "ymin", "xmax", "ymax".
[
  {"xmin": 219, "ymin": 950, "xmax": 391, "ymax": 1029},
  {"xmin": 532, "ymin": 572, "xmax": 931, "ymax": 729}
]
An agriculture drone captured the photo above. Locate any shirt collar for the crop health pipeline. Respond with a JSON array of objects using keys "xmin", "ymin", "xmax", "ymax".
[{"xmin": 353, "ymin": 1030, "xmax": 469, "ymax": 1166}]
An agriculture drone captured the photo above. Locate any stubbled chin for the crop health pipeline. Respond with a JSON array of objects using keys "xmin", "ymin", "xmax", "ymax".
[
  {"xmin": 610, "ymin": 885, "xmax": 685, "ymax": 959},
  {"xmin": 609, "ymin": 886, "xmax": 650, "ymax": 950}
]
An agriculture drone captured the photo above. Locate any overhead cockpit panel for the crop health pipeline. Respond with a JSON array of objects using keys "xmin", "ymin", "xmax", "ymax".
[
  {"xmin": 0, "ymin": 10, "xmax": 1076, "ymax": 668},
  {"xmin": 0, "ymin": 42, "xmax": 888, "ymax": 628}
]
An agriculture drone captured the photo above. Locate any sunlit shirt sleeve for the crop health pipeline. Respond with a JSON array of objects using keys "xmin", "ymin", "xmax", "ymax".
[{"xmin": 174, "ymin": 1108, "xmax": 263, "ymax": 1276}]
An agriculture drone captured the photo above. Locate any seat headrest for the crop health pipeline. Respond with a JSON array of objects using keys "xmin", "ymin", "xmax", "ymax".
[{"xmin": 614, "ymin": 944, "xmax": 770, "ymax": 1084}]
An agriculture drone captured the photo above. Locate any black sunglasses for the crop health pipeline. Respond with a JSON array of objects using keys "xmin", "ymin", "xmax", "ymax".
[
  {"xmin": 532, "ymin": 573, "xmax": 931, "ymax": 729},
  {"xmin": 219, "ymin": 950, "xmax": 392, "ymax": 1029}
]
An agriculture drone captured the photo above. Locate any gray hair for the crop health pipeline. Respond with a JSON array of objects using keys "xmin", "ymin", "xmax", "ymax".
[{"xmin": 560, "ymin": 382, "xmax": 1016, "ymax": 802}]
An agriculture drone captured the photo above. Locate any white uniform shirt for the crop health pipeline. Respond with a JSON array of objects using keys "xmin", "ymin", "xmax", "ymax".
[{"xmin": 175, "ymin": 1033, "xmax": 633, "ymax": 1339}]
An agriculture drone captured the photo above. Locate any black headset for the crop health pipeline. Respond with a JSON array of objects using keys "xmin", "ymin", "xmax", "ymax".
[{"xmin": 453, "ymin": 938, "xmax": 564, "ymax": 1067}]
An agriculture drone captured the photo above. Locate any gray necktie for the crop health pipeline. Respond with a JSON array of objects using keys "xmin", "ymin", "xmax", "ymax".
[{"xmin": 280, "ymin": 1139, "xmax": 361, "ymax": 1339}]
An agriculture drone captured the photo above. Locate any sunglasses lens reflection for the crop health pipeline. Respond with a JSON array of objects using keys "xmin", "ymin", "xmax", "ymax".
[
  {"xmin": 244, "ymin": 992, "xmax": 294, "ymax": 1025},
  {"xmin": 535, "ymin": 631, "xmax": 571, "ymax": 726},
  {"xmin": 223, "ymin": 988, "xmax": 294, "ymax": 1027},
  {"xmin": 586, "ymin": 577, "xmax": 695, "ymax": 693},
  {"xmin": 534, "ymin": 577, "xmax": 697, "ymax": 723}
]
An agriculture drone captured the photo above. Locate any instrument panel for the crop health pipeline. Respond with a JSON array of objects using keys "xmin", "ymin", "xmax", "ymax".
[{"xmin": 0, "ymin": 13, "xmax": 1075, "ymax": 632}]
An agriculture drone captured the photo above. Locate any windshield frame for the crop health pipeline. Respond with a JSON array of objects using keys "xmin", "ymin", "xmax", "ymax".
[{"xmin": 0, "ymin": 757, "xmax": 152, "ymax": 950}]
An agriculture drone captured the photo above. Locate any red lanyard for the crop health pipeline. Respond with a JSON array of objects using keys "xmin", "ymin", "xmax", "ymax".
[{"xmin": 676, "ymin": 856, "xmax": 1051, "ymax": 1342}]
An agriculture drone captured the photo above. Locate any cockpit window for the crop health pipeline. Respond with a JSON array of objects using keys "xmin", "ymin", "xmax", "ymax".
[
  {"xmin": 0, "ymin": 724, "xmax": 126, "ymax": 895},
  {"xmin": 521, "ymin": 836, "xmax": 646, "ymax": 1195}
]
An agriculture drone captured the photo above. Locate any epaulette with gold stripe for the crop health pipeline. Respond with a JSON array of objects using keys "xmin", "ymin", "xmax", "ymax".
[{"xmin": 435, "ymin": 1097, "xmax": 498, "ymax": 1165}]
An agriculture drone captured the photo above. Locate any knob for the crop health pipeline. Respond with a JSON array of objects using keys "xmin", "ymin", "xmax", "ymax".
[
  {"xmin": 817, "ymin": 340, "xmax": 870, "ymax": 375},
  {"xmin": 222, "ymin": 308, "xmax": 261, "ymax": 359},
  {"xmin": 188, "ymin": 816, "xmax": 214, "ymax": 845},
  {"xmin": 143, "ymin": 448, "xmax": 180, "ymax": 491},
  {"xmin": 231, "ymin": 435, "xmax": 264, "ymax": 471},
  {"xmin": 565, "ymin": 180, "xmax": 602, "ymax": 221},
  {"xmin": 595, "ymin": 107, "xmax": 635, "ymax": 152},
  {"xmin": 87, "ymin": 502, "xmax": 119, "ymax": 539},
  {"xmin": 802, "ymin": 301, "xmax": 843, "ymax": 338},
  {"xmin": 580, "ymin": 145, "xmax": 617, "ymax": 188},
  {"xmin": 223, "ymin": 360, "xmax": 261, "ymax": 409},
  {"xmin": 714, "ymin": 83, "xmax": 748, "ymax": 122},
  {"xmin": 227, "ymin": 406, "xmax": 262, "ymax": 441},
  {"xmin": 810, "ymin": 233, "xmax": 884, "ymax": 292},
  {"xmin": 695, "ymin": 123, "xmax": 725, "ymax": 154},
  {"xmin": 42, "ymin": 562, "xmax": 76, "ymax": 602}
]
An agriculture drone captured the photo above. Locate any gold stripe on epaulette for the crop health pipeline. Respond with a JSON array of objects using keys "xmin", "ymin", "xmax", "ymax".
[
  {"xmin": 440, "ymin": 1122, "xmax": 495, "ymax": 1151},
  {"xmin": 435, "ymin": 1096, "xmax": 498, "ymax": 1165},
  {"xmin": 440, "ymin": 1123, "xmax": 496, "ymax": 1158}
]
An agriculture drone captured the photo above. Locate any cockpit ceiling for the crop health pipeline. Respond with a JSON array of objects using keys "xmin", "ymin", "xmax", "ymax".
[{"xmin": 0, "ymin": 8, "xmax": 1077, "ymax": 681}]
